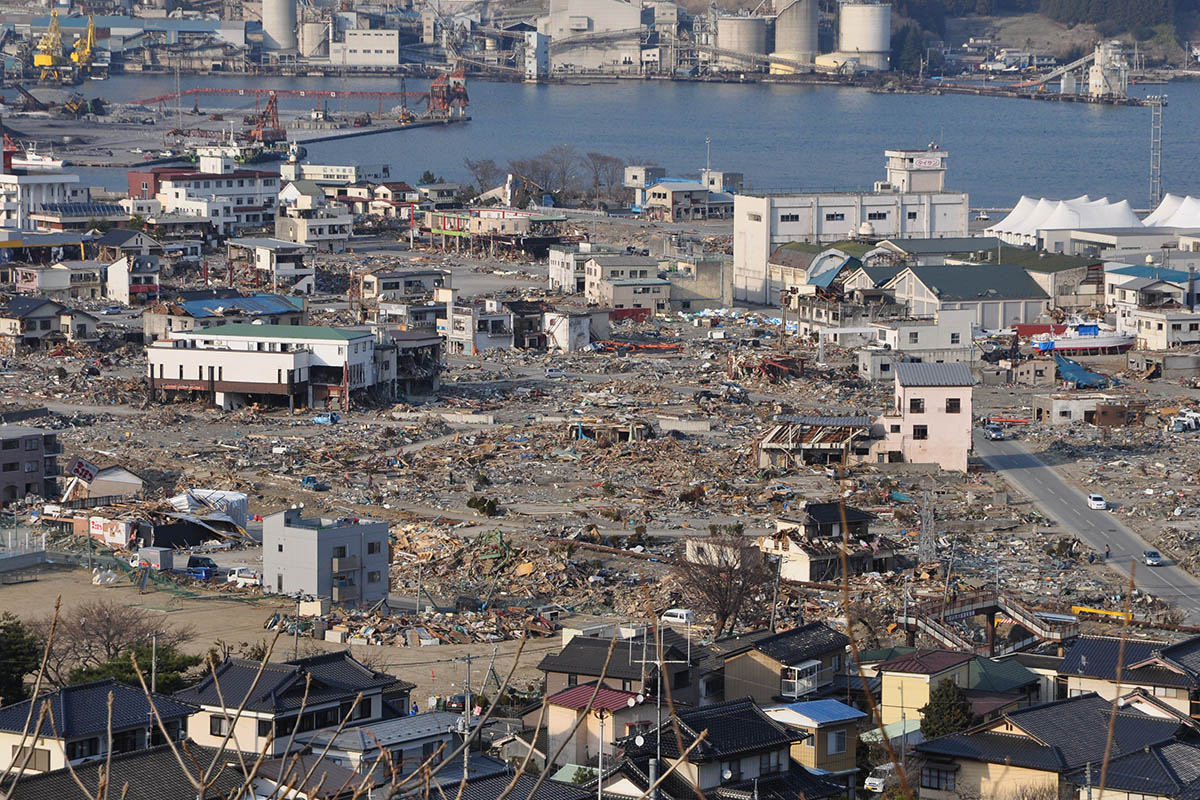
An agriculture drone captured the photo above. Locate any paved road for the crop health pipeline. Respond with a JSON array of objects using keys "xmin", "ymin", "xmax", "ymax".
[{"xmin": 974, "ymin": 432, "xmax": 1200, "ymax": 620}]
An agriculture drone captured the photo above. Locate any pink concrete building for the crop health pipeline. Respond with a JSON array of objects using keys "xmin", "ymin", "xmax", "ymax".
[{"xmin": 877, "ymin": 362, "xmax": 973, "ymax": 472}]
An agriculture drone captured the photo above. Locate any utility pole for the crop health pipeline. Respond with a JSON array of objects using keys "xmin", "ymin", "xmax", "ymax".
[
  {"xmin": 415, "ymin": 562, "xmax": 421, "ymax": 615},
  {"xmin": 767, "ymin": 554, "xmax": 782, "ymax": 633},
  {"xmin": 461, "ymin": 653, "xmax": 472, "ymax": 785},
  {"xmin": 151, "ymin": 632, "xmax": 158, "ymax": 693},
  {"xmin": 1148, "ymin": 94, "xmax": 1166, "ymax": 209},
  {"xmin": 293, "ymin": 592, "xmax": 301, "ymax": 659},
  {"xmin": 631, "ymin": 624, "xmax": 690, "ymax": 800}
]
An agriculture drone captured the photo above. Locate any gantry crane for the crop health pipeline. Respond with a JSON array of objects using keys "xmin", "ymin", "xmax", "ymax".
[
  {"xmin": 70, "ymin": 15, "xmax": 96, "ymax": 75},
  {"xmin": 34, "ymin": 10, "xmax": 73, "ymax": 84}
]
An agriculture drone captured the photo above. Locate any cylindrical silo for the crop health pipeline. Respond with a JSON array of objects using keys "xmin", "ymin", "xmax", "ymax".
[
  {"xmin": 838, "ymin": 1, "xmax": 890, "ymax": 71},
  {"xmin": 773, "ymin": 0, "xmax": 817, "ymax": 62},
  {"xmin": 263, "ymin": 0, "xmax": 298, "ymax": 51},
  {"xmin": 299, "ymin": 22, "xmax": 328, "ymax": 57},
  {"xmin": 716, "ymin": 15, "xmax": 767, "ymax": 70}
]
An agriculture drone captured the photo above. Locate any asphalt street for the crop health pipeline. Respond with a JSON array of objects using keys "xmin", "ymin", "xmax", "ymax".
[{"xmin": 974, "ymin": 431, "xmax": 1200, "ymax": 620}]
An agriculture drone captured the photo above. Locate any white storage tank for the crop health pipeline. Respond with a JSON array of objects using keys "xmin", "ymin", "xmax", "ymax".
[
  {"xmin": 838, "ymin": 0, "xmax": 890, "ymax": 71},
  {"xmin": 263, "ymin": 0, "xmax": 298, "ymax": 51},
  {"xmin": 299, "ymin": 21, "xmax": 328, "ymax": 58},
  {"xmin": 773, "ymin": 0, "xmax": 817, "ymax": 63},
  {"xmin": 716, "ymin": 15, "xmax": 767, "ymax": 70}
]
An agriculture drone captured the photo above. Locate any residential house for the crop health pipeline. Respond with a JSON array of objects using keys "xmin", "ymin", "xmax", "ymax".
[
  {"xmin": 275, "ymin": 179, "xmax": 354, "ymax": 253},
  {"xmin": 29, "ymin": 202, "xmax": 129, "ymax": 232},
  {"xmin": 1, "ymin": 743, "xmax": 246, "ymax": 800},
  {"xmin": 642, "ymin": 180, "xmax": 733, "ymax": 222},
  {"xmin": 880, "ymin": 265, "xmax": 1050, "ymax": 328},
  {"xmin": 262, "ymin": 506, "xmax": 391, "ymax": 607},
  {"xmin": 300, "ymin": 711, "xmax": 463, "ymax": 783},
  {"xmin": 1057, "ymin": 635, "xmax": 1200, "ymax": 717},
  {"xmin": 876, "ymin": 649, "xmax": 974, "ymax": 726},
  {"xmin": 14, "ymin": 260, "xmax": 103, "ymax": 301},
  {"xmin": 439, "ymin": 289, "xmax": 515, "ymax": 355},
  {"xmin": 857, "ymin": 309, "xmax": 976, "ymax": 382},
  {"xmin": 1032, "ymin": 392, "xmax": 1146, "ymax": 426},
  {"xmin": 0, "ymin": 297, "xmax": 97, "ymax": 354},
  {"xmin": 756, "ymin": 415, "xmax": 876, "ymax": 469},
  {"xmin": 417, "ymin": 183, "xmax": 460, "ymax": 204},
  {"xmin": 872, "ymin": 236, "xmax": 1001, "ymax": 266},
  {"xmin": 544, "ymin": 683, "xmax": 648, "ymax": 769},
  {"xmin": 95, "ymin": 228, "xmax": 164, "ymax": 263},
  {"xmin": 225, "ymin": 236, "xmax": 316, "ymax": 294},
  {"xmin": 60, "ymin": 463, "xmax": 144, "ymax": 502},
  {"xmin": 0, "ymin": 679, "xmax": 194, "ymax": 774},
  {"xmin": 913, "ymin": 693, "xmax": 1185, "ymax": 800},
  {"xmin": 173, "ymin": 651, "xmax": 413, "ymax": 757},
  {"xmin": 1128, "ymin": 307, "xmax": 1200, "ymax": 350},
  {"xmin": 763, "ymin": 699, "xmax": 866, "ymax": 795},
  {"xmin": 598, "ymin": 698, "xmax": 844, "ymax": 800},
  {"xmin": 252, "ymin": 752, "xmax": 366, "ymax": 799},
  {"xmin": 767, "ymin": 242, "xmax": 868, "ymax": 308},
  {"xmin": 106, "ymin": 255, "xmax": 161, "ymax": 306},
  {"xmin": 732, "ymin": 148, "xmax": 971, "ymax": 303},
  {"xmin": 369, "ymin": 181, "xmax": 419, "ymax": 218},
  {"xmin": 760, "ymin": 502, "xmax": 896, "ymax": 583},
  {"xmin": 359, "ymin": 268, "xmax": 449, "ymax": 302},
  {"xmin": 372, "ymin": 300, "xmax": 444, "ymax": 330},
  {"xmin": 723, "ymin": 622, "xmax": 849, "ymax": 704},
  {"xmin": 665, "ymin": 256, "xmax": 735, "ymax": 312},
  {"xmin": 141, "ymin": 292, "xmax": 306, "ymax": 342},
  {"xmin": 583, "ymin": 255, "xmax": 661, "ymax": 304},
  {"xmin": 503, "ymin": 299, "xmax": 555, "ymax": 349},
  {"xmin": 536, "ymin": 629, "xmax": 702, "ymax": 705},
  {"xmin": 0, "ymin": 425, "xmax": 61, "ymax": 503},
  {"xmin": 146, "ymin": 323, "xmax": 388, "ymax": 411},
  {"xmin": 876, "ymin": 362, "xmax": 974, "ymax": 472},
  {"xmin": 1105, "ymin": 263, "xmax": 1200, "ymax": 336},
  {"xmin": 548, "ymin": 242, "xmax": 621, "ymax": 293}
]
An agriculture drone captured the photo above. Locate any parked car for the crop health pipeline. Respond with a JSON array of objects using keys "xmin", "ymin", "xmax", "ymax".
[
  {"xmin": 544, "ymin": 368, "xmax": 567, "ymax": 379},
  {"xmin": 186, "ymin": 555, "xmax": 219, "ymax": 580},
  {"xmin": 226, "ymin": 567, "xmax": 262, "ymax": 588},
  {"xmin": 984, "ymin": 425, "xmax": 1005, "ymax": 441},
  {"xmin": 864, "ymin": 763, "xmax": 896, "ymax": 794},
  {"xmin": 100, "ymin": 305, "xmax": 123, "ymax": 315},
  {"xmin": 660, "ymin": 608, "xmax": 695, "ymax": 626},
  {"xmin": 1087, "ymin": 494, "xmax": 1107, "ymax": 510},
  {"xmin": 1144, "ymin": 549, "xmax": 1164, "ymax": 567}
]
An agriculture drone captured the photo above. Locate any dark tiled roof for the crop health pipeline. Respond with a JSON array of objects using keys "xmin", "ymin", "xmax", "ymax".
[
  {"xmin": 878, "ymin": 649, "xmax": 974, "ymax": 676},
  {"xmin": 1000, "ymin": 652, "xmax": 1064, "ymax": 671},
  {"xmin": 174, "ymin": 651, "xmax": 409, "ymax": 713},
  {"xmin": 900, "ymin": 265, "xmax": 1050, "ymax": 301},
  {"xmin": 621, "ymin": 698, "xmax": 803, "ymax": 762},
  {"xmin": 537, "ymin": 637, "xmax": 653, "ymax": 681},
  {"xmin": 797, "ymin": 502, "xmax": 873, "ymax": 526},
  {"xmin": 1061, "ymin": 636, "xmax": 1194, "ymax": 688},
  {"xmin": 750, "ymin": 622, "xmax": 849, "ymax": 667},
  {"xmin": 0, "ymin": 679, "xmax": 195, "ymax": 738},
  {"xmin": 969, "ymin": 656, "xmax": 1038, "ymax": 693},
  {"xmin": 96, "ymin": 228, "xmax": 159, "ymax": 248},
  {"xmin": 1156, "ymin": 636, "xmax": 1200, "ymax": 681},
  {"xmin": 697, "ymin": 630, "xmax": 777, "ymax": 674},
  {"xmin": 1067, "ymin": 738, "xmax": 1200, "ymax": 797},
  {"xmin": 1, "ymin": 741, "xmax": 244, "ymax": 800},
  {"xmin": 459, "ymin": 771, "xmax": 590, "ymax": 800},
  {"xmin": 921, "ymin": 693, "xmax": 1184, "ymax": 773},
  {"xmin": 714, "ymin": 765, "xmax": 844, "ymax": 800},
  {"xmin": 0, "ymin": 296, "xmax": 61, "ymax": 319},
  {"xmin": 258, "ymin": 752, "xmax": 370, "ymax": 798}
]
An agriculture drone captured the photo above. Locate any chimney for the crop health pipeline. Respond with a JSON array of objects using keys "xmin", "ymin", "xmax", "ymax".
[{"xmin": 1190, "ymin": 266, "xmax": 1196, "ymax": 313}]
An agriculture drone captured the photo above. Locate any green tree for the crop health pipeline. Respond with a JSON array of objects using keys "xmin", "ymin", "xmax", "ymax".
[
  {"xmin": 67, "ymin": 643, "xmax": 204, "ymax": 695},
  {"xmin": 0, "ymin": 613, "xmax": 41, "ymax": 705},
  {"xmin": 919, "ymin": 678, "xmax": 974, "ymax": 739},
  {"xmin": 127, "ymin": 214, "xmax": 145, "ymax": 231},
  {"xmin": 419, "ymin": 170, "xmax": 444, "ymax": 186}
]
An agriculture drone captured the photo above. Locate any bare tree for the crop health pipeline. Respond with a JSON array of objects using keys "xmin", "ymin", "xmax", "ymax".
[
  {"xmin": 463, "ymin": 158, "xmax": 502, "ymax": 193},
  {"xmin": 675, "ymin": 525, "xmax": 773, "ymax": 635},
  {"xmin": 601, "ymin": 154, "xmax": 627, "ymax": 197},
  {"xmin": 29, "ymin": 598, "xmax": 195, "ymax": 686},
  {"xmin": 543, "ymin": 144, "xmax": 580, "ymax": 195},
  {"xmin": 584, "ymin": 152, "xmax": 625, "ymax": 201}
]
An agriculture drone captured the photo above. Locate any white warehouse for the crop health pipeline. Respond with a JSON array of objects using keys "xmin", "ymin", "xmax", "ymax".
[{"xmin": 733, "ymin": 148, "xmax": 970, "ymax": 304}]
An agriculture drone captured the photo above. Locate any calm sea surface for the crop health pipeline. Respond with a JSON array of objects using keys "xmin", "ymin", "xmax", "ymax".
[{"xmin": 68, "ymin": 73, "xmax": 1200, "ymax": 208}]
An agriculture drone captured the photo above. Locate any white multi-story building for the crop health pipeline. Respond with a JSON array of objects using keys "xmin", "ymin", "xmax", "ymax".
[
  {"xmin": 540, "ymin": 0, "xmax": 641, "ymax": 70},
  {"xmin": 329, "ymin": 29, "xmax": 401, "ymax": 67},
  {"xmin": 0, "ymin": 172, "xmax": 86, "ymax": 231},
  {"xmin": 436, "ymin": 289, "xmax": 514, "ymax": 354},
  {"xmin": 733, "ymin": 149, "xmax": 971, "ymax": 304},
  {"xmin": 583, "ymin": 255, "xmax": 660, "ymax": 304},
  {"xmin": 548, "ymin": 242, "xmax": 621, "ymax": 293},
  {"xmin": 146, "ymin": 323, "xmax": 392, "ymax": 410},
  {"xmin": 275, "ymin": 180, "xmax": 353, "ymax": 252},
  {"xmin": 279, "ymin": 152, "xmax": 390, "ymax": 192}
]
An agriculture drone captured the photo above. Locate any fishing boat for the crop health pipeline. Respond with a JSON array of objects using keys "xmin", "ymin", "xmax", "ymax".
[
  {"xmin": 11, "ymin": 144, "xmax": 65, "ymax": 170},
  {"xmin": 1030, "ymin": 321, "xmax": 1133, "ymax": 354}
]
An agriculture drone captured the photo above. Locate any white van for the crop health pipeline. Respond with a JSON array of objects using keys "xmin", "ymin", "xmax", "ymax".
[
  {"xmin": 660, "ymin": 608, "xmax": 695, "ymax": 626},
  {"xmin": 864, "ymin": 763, "xmax": 896, "ymax": 793}
]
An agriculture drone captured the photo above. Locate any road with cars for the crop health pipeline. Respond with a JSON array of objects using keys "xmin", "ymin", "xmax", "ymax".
[{"xmin": 974, "ymin": 431, "xmax": 1200, "ymax": 620}]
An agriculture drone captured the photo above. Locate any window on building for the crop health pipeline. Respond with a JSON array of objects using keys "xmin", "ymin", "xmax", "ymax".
[
  {"xmin": 759, "ymin": 750, "xmax": 782, "ymax": 774},
  {"xmin": 210, "ymin": 715, "xmax": 230, "ymax": 736},
  {"xmin": 907, "ymin": 211, "xmax": 918, "ymax": 220},
  {"xmin": 2, "ymin": 463, "xmax": 17, "ymax": 473},
  {"xmin": 747, "ymin": 213, "xmax": 762, "ymax": 222},
  {"xmin": 24, "ymin": 462, "xmax": 37, "ymax": 473},
  {"xmin": 908, "ymin": 331, "xmax": 920, "ymax": 344},
  {"xmin": 2, "ymin": 440, "xmax": 17, "ymax": 450},
  {"xmin": 881, "ymin": 362, "xmax": 891, "ymax": 372},
  {"xmin": 720, "ymin": 760, "xmax": 741, "ymax": 782},
  {"xmin": 780, "ymin": 213, "xmax": 799, "ymax": 223},
  {"xmin": 368, "ymin": 571, "xmax": 381, "ymax": 583},
  {"xmin": 824, "ymin": 213, "xmax": 845, "ymax": 222},
  {"xmin": 867, "ymin": 212, "xmax": 887, "ymax": 221},
  {"xmin": 827, "ymin": 730, "xmax": 847, "ymax": 755},
  {"xmin": 889, "ymin": 424, "xmax": 900, "ymax": 433},
  {"xmin": 65, "ymin": 737, "xmax": 101, "ymax": 761},
  {"xmin": 781, "ymin": 661, "xmax": 821, "ymax": 697},
  {"xmin": 950, "ymin": 332, "xmax": 961, "ymax": 344},
  {"xmin": 567, "ymin": 673, "xmax": 578, "ymax": 687},
  {"xmin": 921, "ymin": 766, "xmax": 956, "ymax": 791},
  {"xmin": 910, "ymin": 398, "xmax": 925, "ymax": 414},
  {"xmin": 946, "ymin": 398, "xmax": 961, "ymax": 414},
  {"xmin": 1153, "ymin": 686, "xmax": 1179, "ymax": 698},
  {"xmin": 368, "ymin": 541, "xmax": 382, "ymax": 555},
  {"xmin": 332, "ymin": 545, "xmax": 347, "ymax": 558},
  {"xmin": 913, "ymin": 425, "xmax": 929, "ymax": 440}
]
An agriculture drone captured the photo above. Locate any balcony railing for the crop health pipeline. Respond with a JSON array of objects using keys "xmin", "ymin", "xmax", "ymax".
[
  {"xmin": 332, "ymin": 584, "xmax": 359, "ymax": 603},
  {"xmin": 331, "ymin": 555, "xmax": 360, "ymax": 572}
]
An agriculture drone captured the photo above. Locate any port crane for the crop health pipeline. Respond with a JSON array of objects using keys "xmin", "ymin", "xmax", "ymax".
[
  {"xmin": 69, "ymin": 15, "xmax": 96, "ymax": 75},
  {"xmin": 34, "ymin": 10, "xmax": 73, "ymax": 84}
]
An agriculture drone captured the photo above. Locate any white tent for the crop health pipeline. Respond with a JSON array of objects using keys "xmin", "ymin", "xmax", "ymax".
[
  {"xmin": 986, "ymin": 195, "xmax": 1142, "ymax": 246},
  {"xmin": 1144, "ymin": 195, "xmax": 1200, "ymax": 229}
]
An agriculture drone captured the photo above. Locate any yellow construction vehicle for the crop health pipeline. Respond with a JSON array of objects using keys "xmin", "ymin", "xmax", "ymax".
[
  {"xmin": 70, "ymin": 15, "xmax": 95, "ymax": 74},
  {"xmin": 34, "ymin": 10, "xmax": 73, "ymax": 84}
]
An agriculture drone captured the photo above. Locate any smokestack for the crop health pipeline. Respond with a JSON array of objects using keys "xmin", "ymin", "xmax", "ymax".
[{"xmin": 1190, "ymin": 265, "xmax": 1196, "ymax": 313}]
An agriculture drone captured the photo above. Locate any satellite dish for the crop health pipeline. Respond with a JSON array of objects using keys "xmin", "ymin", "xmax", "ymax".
[
  {"xmin": 635, "ymin": 735, "xmax": 645, "ymax": 747},
  {"xmin": 723, "ymin": 770, "xmax": 733, "ymax": 781},
  {"xmin": 627, "ymin": 697, "xmax": 637, "ymax": 708}
]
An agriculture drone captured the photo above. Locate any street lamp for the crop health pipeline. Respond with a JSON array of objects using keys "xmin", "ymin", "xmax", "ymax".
[{"xmin": 593, "ymin": 707, "xmax": 611, "ymax": 800}]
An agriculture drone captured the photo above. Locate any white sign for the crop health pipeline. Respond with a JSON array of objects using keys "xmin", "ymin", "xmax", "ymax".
[
  {"xmin": 913, "ymin": 157, "xmax": 942, "ymax": 169},
  {"xmin": 69, "ymin": 457, "xmax": 100, "ymax": 484}
]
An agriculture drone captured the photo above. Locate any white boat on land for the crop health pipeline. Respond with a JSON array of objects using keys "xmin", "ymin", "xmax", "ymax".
[
  {"xmin": 1031, "ymin": 321, "xmax": 1133, "ymax": 354},
  {"xmin": 12, "ymin": 143, "xmax": 65, "ymax": 170}
]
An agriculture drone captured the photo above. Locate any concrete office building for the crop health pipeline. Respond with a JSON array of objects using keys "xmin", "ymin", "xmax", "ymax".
[
  {"xmin": 0, "ymin": 426, "xmax": 60, "ymax": 503},
  {"xmin": 733, "ymin": 148, "xmax": 970, "ymax": 304},
  {"xmin": 541, "ymin": 0, "xmax": 641, "ymax": 70},
  {"xmin": 262, "ymin": 507, "xmax": 390, "ymax": 607}
]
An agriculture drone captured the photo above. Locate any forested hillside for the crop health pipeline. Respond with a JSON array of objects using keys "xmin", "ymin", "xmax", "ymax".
[{"xmin": 889, "ymin": 0, "xmax": 1191, "ymax": 38}]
